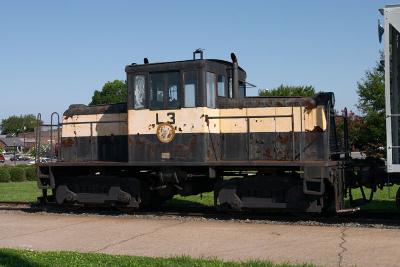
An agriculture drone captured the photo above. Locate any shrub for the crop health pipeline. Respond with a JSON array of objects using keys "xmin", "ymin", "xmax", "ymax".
[
  {"xmin": 25, "ymin": 166, "xmax": 37, "ymax": 181},
  {"xmin": 1, "ymin": 165, "xmax": 11, "ymax": 171},
  {"xmin": 9, "ymin": 167, "xmax": 26, "ymax": 182},
  {"xmin": 0, "ymin": 168, "xmax": 11, "ymax": 183},
  {"xmin": 16, "ymin": 164, "xmax": 29, "ymax": 169}
]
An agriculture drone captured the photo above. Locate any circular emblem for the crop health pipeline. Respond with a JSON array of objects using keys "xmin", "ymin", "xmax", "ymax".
[{"xmin": 156, "ymin": 123, "xmax": 175, "ymax": 143}]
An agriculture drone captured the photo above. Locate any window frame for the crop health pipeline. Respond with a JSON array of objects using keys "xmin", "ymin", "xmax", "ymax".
[
  {"xmin": 206, "ymin": 71, "xmax": 217, "ymax": 108},
  {"xmin": 217, "ymin": 74, "xmax": 227, "ymax": 98},
  {"xmin": 239, "ymin": 80, "xmax": 246, "ymax": 98},
  {"xmin": 183, "ymin": 70, "xmax": 198, "ymax": 108},
  {"xmin": 149, "ymin": 71, "xmax": 181, "ymax": 110},
  {"xmin": 133, "ymin": 74, "xmax": 147, "ymax": 110}
]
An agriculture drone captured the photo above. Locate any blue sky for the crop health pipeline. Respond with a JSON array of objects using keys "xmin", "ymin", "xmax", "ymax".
[{"xmin": 0, "ymin": 0, "xmax": 390, "ymax": 122}]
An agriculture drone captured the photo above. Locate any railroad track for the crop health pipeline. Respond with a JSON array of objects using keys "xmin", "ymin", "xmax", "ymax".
[
  {"xmin": 0, "ymin": 201, "xmax": 399, "ymax": 228},
  {"xmin": 0, "ymin": 201, "xmax": 34, "ymax": 209},
  {"xmin": 0, "ymin": 201, "xmax": 31, "ymax": 205}
]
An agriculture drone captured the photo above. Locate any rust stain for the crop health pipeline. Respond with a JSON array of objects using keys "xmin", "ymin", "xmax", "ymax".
[
  {"xmin": 62, "ymin": 138, "xmax": 75, "ymax": 147},
  {"xmin": 306, "ymin": 126, "xmax": 323, "ymax": 132},
  {"xmin": 128, "ymin": 137, "xmax": 134, "ymax": 145},
  {"xmin": 263, "ymin": 149, "xmax": 273, "ymax": 159},
  {"xmin": 303, "ymin": 99, "xmax": 316, "ymax": 110},
  {"xmin": 278, "ymin": 134, "xmax": 290, "ymax": 144}
]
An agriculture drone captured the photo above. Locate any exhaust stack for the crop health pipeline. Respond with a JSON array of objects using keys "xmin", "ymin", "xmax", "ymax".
[{"xmin": 231, "ymin": 53, "xmax": 239, "ymax": 98}]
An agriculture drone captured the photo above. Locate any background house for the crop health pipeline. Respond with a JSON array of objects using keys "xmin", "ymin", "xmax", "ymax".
[{"xmin": 0, "ymin": 134, "xmax": 36, "ymax": 153}]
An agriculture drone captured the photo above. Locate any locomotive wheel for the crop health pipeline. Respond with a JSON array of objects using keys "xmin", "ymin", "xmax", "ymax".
[{"xmin": 396, "ymin": 187, "xmax": 400, "ymax": 210}]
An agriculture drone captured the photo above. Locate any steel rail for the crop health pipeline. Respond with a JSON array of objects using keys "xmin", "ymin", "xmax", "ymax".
[{"xmin": 0, "ymin": 202, "xmax": 399, "ymax": 227}]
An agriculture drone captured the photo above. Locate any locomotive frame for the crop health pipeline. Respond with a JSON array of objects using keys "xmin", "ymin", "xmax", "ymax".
[{"xmin": 36, "ymin": 53, "xmax": 349, "ymax": 213}]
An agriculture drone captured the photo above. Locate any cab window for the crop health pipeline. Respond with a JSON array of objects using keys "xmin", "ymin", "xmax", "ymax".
[
  {"xmin": 217, "ymin": 75, "xmax": 226, "ymax": 97},
  {"xmin": 228, "ymin": 77, "xmax": 233, "ymax": 98},
  {"xmin": 184, "ymin": 71, "xmax": 197, "ymax": 107},
  {"xmin": 167, "ymin": 72, "xmax": 179, "ymax": 109},
  {"xmin": 206, "ymin": 72, "xmax": 216, "ymax": 108},
  {"xmin": 134, "ymin": 75, "xmax": 145, "ymax": 109},
  {"xmin": 150, "ymin": 71, "xmax": 180, "ymax": 109},
  {"xmin": 239, "ymin": 81, "xmax": 246, "ymax": 97}
]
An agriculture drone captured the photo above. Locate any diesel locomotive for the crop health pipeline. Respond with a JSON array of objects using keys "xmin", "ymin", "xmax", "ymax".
[
  {"xmin": 36, "ymin": 51, "xmax": 351, "ymax": 213},
  {"xmin": 32, "ymin": 5, "xmax": 400, "ymax": 213}
]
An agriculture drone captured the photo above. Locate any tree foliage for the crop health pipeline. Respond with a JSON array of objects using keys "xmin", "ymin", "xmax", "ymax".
[
  {"xmin": 258, "ymin": 85, "xmax": 316, "ymax": 97},
  {"xmin": 27, "ymin": 144, "xmax": 51, "ymax": 158},
  {"xmin": 335, "ymin": 110, "xmax": 364, "ymax": 150},
  {"xmin": 1, "ymin": 114, "xmax": 38, "ymax": 135},
  {"xmin": 90, "ymin": 80, "xmax": 127, "ymax": 105},
  {"xmin": 356, "ymin": 53, "xmax": 385, "ymax": 155}
]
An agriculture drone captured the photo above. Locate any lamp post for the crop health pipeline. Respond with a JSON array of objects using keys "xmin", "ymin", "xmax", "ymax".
[{"xmin": 13, "ymin": 141, "xmax": 16, "ymax": 166}]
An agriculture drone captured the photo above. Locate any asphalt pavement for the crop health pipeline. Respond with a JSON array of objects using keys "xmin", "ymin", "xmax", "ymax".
[{"xmin": 0, "ymin": 210, "xmax": 399, "ymax": 267}]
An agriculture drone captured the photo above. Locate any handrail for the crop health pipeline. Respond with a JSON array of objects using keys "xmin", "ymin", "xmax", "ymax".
[
  {"xmin": 61, "ymin": 120, "xmax": 126, "ymax": 125},
  {"xmin": 50, "ymin": 112, "xmax": 60, "ymax": 162},
  {"xmin": 35, "ymin": 113, "xmax": 42, "ymax": 164},
  {"xmin": 205, "ymin": 115, "xmax": 293, "ymax": 120},
  {"xmin": 35, "ymin": 113, "xmax": 62, "ymax": 163}
]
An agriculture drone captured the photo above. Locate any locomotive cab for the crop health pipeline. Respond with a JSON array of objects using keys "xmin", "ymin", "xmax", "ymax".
[{"xmin": 125, "ymin": 56, "xmax": 247, "ymax": 164}]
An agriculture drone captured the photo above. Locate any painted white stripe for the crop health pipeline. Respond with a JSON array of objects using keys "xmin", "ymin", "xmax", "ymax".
[
  {"xmin": 61, "ymin": 106, "xmax": 326, "ymax": 137},
  {"xmin": 62, "ymin": 113, "xmax": 127, "ymax": 138},
  {"xmin": 128, "ymin": 106, "xmax": 326, "ymax": 135}
]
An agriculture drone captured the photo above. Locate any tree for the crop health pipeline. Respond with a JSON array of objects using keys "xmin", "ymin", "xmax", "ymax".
[
  {"xmin": 335, "ymin": 109, "xmax": 364, "ymax": 150},
  {"xmin": 27, "ymin": 144, "xmax": 51, "ymax": 158},
  {"xmin": 1, "ymin": 114, "xmax": 38, "ymax": 135},
  {"xmin": 90, "ymin": 80, "xmax": 127, "ymax": 105},
  {"xmin": 258, "ymin": 85, "xmax": 316, "ymax": 97},
  {"xmin": 356, "ymin": 53, "xmax": 385, "ymax": 156}
]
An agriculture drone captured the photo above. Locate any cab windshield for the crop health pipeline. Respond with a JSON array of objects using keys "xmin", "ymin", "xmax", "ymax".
[{"xmin": 150, "ymin": 71, "xmax": 180, "ymax": 109}]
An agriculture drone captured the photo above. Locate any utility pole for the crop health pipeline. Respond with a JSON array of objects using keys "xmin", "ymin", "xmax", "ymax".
[{"xmin": 13, "ymin": 141, "xmax": 16, "ymax": 166}]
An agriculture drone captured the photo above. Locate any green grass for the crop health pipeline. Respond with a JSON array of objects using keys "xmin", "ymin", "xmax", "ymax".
[
  {"xmin": 0, "ymin": 181, "xmax": 398, "ymax": 212},
  {"xmin": 345, "ymin": 184, "xmax": 400, "ymax": 212},
  {"xmin": 167, "ymin": 192, "xmax": 214, "ymax": 207},
  {"xmin": 0, "ymin": 181, "xmax": 41, "ymax": 202},
  {"xmin": 170, "ymin": 186, "xmax": 400, "ymax": 212},
  {"xmin": 0, "ymin": 248, "xmax": 311, "ymax": 267}
]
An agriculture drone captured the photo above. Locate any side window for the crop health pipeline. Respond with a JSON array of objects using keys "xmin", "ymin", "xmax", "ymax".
[
  {"xmin": 134, "ymin": 75, "xmax": 145, "ymax": 109},
  {"xmin": 206, "ymin": 72, "xmax": 216, "ymax": 108},
  {"xmin": 184, "ymin": 71, "xmax": 196, "ymax": 107},
  {"xmin": 228, "ymin": 77, "xmax": 233, "ymax": 98},
  {"xmin": 239, "ymin": 81, "xmax": 246, "ymax": 97},
  {"xmin": 217, "ymin": 75, "xmax": 226, "ymax": 97}
]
